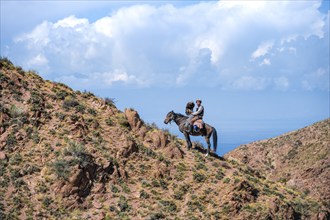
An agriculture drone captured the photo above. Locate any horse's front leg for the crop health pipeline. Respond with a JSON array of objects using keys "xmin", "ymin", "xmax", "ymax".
[{"xmin": 183, "ymin": 132, "xmax": 192, "ymax": 150}]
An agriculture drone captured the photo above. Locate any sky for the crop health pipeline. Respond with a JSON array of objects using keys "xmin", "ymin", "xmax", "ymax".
[{"xmin": 1, "ymin": 0, "xmax": 329, "ymax": 155}]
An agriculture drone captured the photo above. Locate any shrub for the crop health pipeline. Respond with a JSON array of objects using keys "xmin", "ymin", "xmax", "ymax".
[
  {"xmin": 75, "ymin": 104, "xmax": 85, "ymax": 113},
  {"xmin": 55, "ymin": 89, "xmax": 69, "ymax": 100},
  {"xmin": 16, "ymin": 66, "xmax": 25, "ymax": 75},
  {"xmin": 9, "ymin": 153, "xmax": 22, "ymax": 165},
  {"xmin": 82, "ymin": 90, "xmax": 95, "ymax": 98},
  {"xmin": 87, "ymin": 108, "xmax": 97, "ymax": 116},
  {"xmin": 138, "ymin": 144, "xmax": 157, "ymax": 158},
  {"xmin": 13, "ymin": 178, "xmax": 26, "ymax": 188},
  {"xmin": 70, "ymin": 114, "xmax": 79, "ymax": 122},
  {"xmin": 215, "ymin": 169, "xmax": 225, "ymax": 180},
  {"xmin": 6, "ymin": 133, "xmax": 17, "ymax": 148},
  {"xmin": 0, "ymin": 57, "xmax": 14, "ymax": 69},
  {"xmin": 223, "ymin": 177, "xmax": 231, "ymax": 184},
  {"xmin": 55, "ymin": 112, "xmax": 66, "ymax": 120},
  {"xmin": 28, "ymin": 91, "xmax": 45, "ymax": 113},
  {"xmin": 140, "ymin": 190, "xmax": 150, "ymax": 199},
  {"xmin": 62, "ymin": 97, "xmax": 79, "ymax": 110},
  {"xmin": 104, "ymin": 97, "xmax": 116, "ymax": 106},
  {"xmin": 120, "ymin": 180, "xmax": 131, "ymax": 193},
  {"xmin": 159, "ymin": 179, "xmax": 168, "ymax": 189},
  {"xmin": 176, "ymin": 162, "xmax": 187, "ymax": 172},
  {"xmin": 118, "ymin": 114, "xmax": 130, "ymax": 129},
  {"xmin": 10, "ymin": 105, "xmax": 25, "ymax": 118},
  {"xmin": 42, "ymin": 197, "xmax": 52, "ymax": 209},
  {"xmin": 148, "ymin": 212, "xmax": 165, "ymax": 220},
  {"xmin": 0, "ymin": 161, "xmax": 7, "ymax": 176},
  {"xmin": 152, "ymin": 179, "xmax": 160, "ymax": 188},
  {"xmin": 111, "ymin": 185, "xmax": 120, "ymax": 193},
  {"xmin": 195, "ymin": 162, "xmax": 208, "ymax": 171},
  {"xmin": 31, "ymin": 132, "xmax": 40, "ymax": 144},
  {"xmin": 159, "ymin": 200, "xmax": 177, "ymax": 212},
  {"xmin": 118, "ymin": 196, "xmax": 131, "ymax": 213},
  {"xmin": 173, "ymin": 185, "xmax": 190, "ymax": 200},
  {"xmin": 105, "ymin": 118, "xmax": 114, "ymax": 126},
  {"xmin": 52, "ymin": 159, "xmax": 71, "ymax": 180},
  {"xmin": 187, "ymin": 198, "xmax": 205, "ymax": 212},
  {"xmin": 193, "ymin": 172, "xmax": 206, "ymax": 183}
]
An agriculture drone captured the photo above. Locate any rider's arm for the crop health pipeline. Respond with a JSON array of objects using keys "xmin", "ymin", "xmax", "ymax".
[{"xmin": 191, "ymin": 106, "xmax": 203, "ymax": 116}]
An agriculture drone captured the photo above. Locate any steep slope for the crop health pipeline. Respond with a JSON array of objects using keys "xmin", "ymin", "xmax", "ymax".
[
  {"xmin": 225, "ymin": 119, "xmax": 330, "ymax": 207},
  {"xmin": 0, "ymin": 58, "xmax": 328, "ymax": 219}
]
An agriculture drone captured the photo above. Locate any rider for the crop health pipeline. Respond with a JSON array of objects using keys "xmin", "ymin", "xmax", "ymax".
[{"xmin": 188, "ymin": 99, "xmax": 204, "ymax": 133}]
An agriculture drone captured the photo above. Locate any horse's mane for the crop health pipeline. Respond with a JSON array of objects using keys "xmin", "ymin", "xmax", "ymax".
[{"xmin": 174, "ymin": 112, "xmax": 187, "ymax": 118}]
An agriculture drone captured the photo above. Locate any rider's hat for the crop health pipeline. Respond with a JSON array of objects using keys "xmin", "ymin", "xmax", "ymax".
[{"xmin": 196, "ymin": 98, "xmax": 202, "ymax": 103}]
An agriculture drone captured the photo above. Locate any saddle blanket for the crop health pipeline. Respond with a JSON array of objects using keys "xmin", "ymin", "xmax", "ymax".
[{"xmin": 193, "ymin": 119, "xmax": 204, "ymax": 129}]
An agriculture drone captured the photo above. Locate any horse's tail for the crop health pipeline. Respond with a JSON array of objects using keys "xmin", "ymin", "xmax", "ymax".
[{"xmin": 212, "ymin": 127, "xmax": 218, "ymax": 152}]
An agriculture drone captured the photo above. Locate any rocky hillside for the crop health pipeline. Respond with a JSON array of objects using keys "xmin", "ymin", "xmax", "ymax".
[
  {"xmin": 0, "ymin": 58, "xmax": 328, "ymax": 219},
  {"xmin": 225, "ymin": 119, "xmax": 329, "ymax": 208}
]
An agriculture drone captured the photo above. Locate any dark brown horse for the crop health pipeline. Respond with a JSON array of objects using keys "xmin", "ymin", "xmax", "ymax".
[{"xmin": 164, "ymin": 111, "xmax": 218, "ymax": 156}]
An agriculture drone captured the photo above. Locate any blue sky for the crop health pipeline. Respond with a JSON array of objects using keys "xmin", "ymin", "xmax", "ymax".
[{"xmin": 1, "ymin": 0, "xmax": 329, "ymax": 155}]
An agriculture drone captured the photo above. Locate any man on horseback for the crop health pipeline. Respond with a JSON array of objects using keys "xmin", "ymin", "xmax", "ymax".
[
  {"xmin": 164, "ymin": 104, "xmax": 218, "ymax": 156},
  {"xmin": 188, "ymin": 99, "xmax": 204, "ymax": 133}
]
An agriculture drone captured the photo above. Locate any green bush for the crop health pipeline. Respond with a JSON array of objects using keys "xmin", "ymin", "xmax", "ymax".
[
  {"xmin": 195, "ymin": 162, "xmax": 208, "ymax": 171},
  {"xmin": 87, "ymin": 108, "xmax": 97, "ymax": 116},
  {"xmin": 159, "ymin": 200, "xmax": 177, "ymax": 212},
  {"xmin": 6, "ymin": 133, "xmax": 17, "ymax": 149},
  {"xmin": 55, "ymin": 89, "xmax": 69, "ymax": 100},
  {"xmin": 62, "ymin": 97, "xmax": 79, "ymax": 110},
  {"xmin": 139, "ymin": 190, "xmax": 150, "ymax": 199},
  {"xmin": 193, "ymin": 172, "xmax": 206, "ymax": 183},
  {"xmin": 118, "ymin": 196, "xmax": 131, "ymax": 213},
  {"xmin": 118, "ymin": 115, "xmax": 130, "ymax": 129},
  {"xmin": 173, "ymin": 185, "xmax": 189, "ymax": 200},
  {"xmin": 75, "ymin": 104, "xmax": 85, "ymax": 113},
  {"xmin": 104, "ymin": 97, "xmax": 115, "ymax": 106},
  {"xmin": 105, "ymin": 118, "xmax": 114, "ymax": 126},
  {"xmin": 176, "ymin": 162, "xmax": 187, "ymax": 172},
  {"xmin": 42, "ymin": 197, "xmax": 53, "ymax": 209},
  {"xmin": 10, "ymin": 105, "xmax": 24, "ymax": 118},
  {"xmin": 215, "ymin": 169, "xmax": 225, "ymax": 180},
  {"xmin": 0, "ymin": 57, "xmax": 14, "ymax": 69},
  {"xmin": 9, "ymin": 153, "xmax": 22, "ymax": 165},
  {"xmin": 52, "ymin": 159, "xmax": 71, "ymax": 180},
  {"xmin": 148, "ymin": 212, "xmax": 165, "ymax": 220},
  {"xmin": 223, "ymin": 177, "xmax": 231, "ymax": 184}
]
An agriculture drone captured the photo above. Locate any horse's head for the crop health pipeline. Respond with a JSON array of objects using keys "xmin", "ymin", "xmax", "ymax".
[{"xmin": 164, "ymin": 110, "xmax": 175, "ymax": 124}]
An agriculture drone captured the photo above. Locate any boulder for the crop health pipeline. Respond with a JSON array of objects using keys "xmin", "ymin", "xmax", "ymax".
[
  {"xmin": 124, "ymin": 108, "xmax": 143, "ymax": 131},
  {"xmin": 164, "ymin": 144, "xmax": 184, "ymax": 159},
  {"xmin": 0, "ymin": 151, "xmax": 7, "ymax": 160},
  {"xmin": 118, "ymin": 139, "xmax": 138, "ymax": 158}
]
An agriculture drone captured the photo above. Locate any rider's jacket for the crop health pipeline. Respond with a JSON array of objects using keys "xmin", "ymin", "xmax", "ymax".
[{"xmin": 191, "ymin": 105, "xmax": 204, "ymax": 118}]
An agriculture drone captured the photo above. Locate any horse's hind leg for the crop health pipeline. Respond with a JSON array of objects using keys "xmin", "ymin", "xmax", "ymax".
[{"xmin": 205, "ymin": 136, "xmax": 211, "ymax": 157}]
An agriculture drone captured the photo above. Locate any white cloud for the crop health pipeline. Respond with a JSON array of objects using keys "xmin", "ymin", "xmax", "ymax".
[
  {"xmin": 232, "ymin": 76, "xmax": 270, "ymax": 91},
  {"xmin": 54, "ymin": 15, "xmax": 89, "ymax": 29},
  {"xmin": 6, "ymin": 0, "xmax": 329, "ymax": 91},
  {"xmin": 251, "ymin": 41, "xmax": 274, "ymax": 59},
  {"xmin": 259, "ymin": 58, "xmax": 271, "ymax": 66},
  {"xmin": 27, "ymin": 54, "xmax": 48, "ymax": 66},
  {"xmin": 55, "ymin": 69, "xmax": 149, "ymax": 90},
  {"xmin": 15, "ymin": 21, "xmax": 51, "ymax": 49}
]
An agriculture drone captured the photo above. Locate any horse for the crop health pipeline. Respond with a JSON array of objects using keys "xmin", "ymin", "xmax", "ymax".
[{"xmin": 164, "ymin": 111, "xmax": 218, "ymax": 156}]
